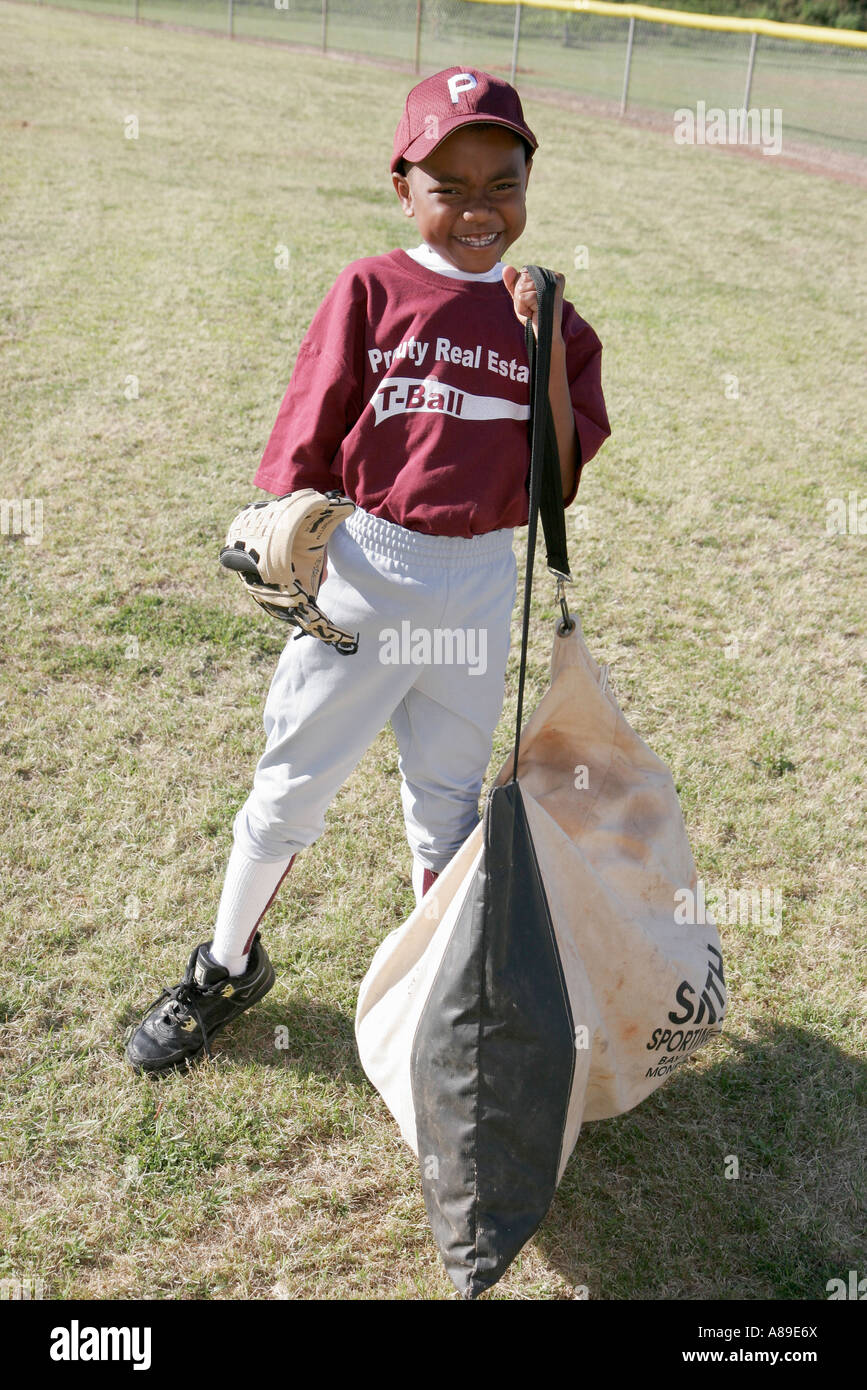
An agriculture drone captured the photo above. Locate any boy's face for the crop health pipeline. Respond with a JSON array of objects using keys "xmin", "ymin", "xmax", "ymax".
[{"xmin": 392, "ymin": 124, "xmax": 531, "ymax": 274}]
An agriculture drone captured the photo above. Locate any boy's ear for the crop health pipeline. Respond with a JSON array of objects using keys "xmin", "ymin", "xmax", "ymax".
[
  {"xmin": 524, "ymin": 156, "xmax": 533, "ymax": 188},
  {"xmin": 392, "ymin": 171, "xmax": 414, "ymax": 218}
]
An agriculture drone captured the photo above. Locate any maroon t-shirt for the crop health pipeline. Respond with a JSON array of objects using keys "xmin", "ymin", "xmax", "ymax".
[{"xmin": 255, "ymin": 249, "xmax": 610, "ymax": 538}]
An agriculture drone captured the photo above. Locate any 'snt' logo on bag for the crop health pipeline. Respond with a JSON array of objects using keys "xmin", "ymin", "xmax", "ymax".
[{"xmin": 668, "ymin": 944, "xmax": 725, "ymax": 1027}]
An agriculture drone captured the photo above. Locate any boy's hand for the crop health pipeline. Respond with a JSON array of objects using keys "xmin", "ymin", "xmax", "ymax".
[
  {"xmin": 503, "ymin": 265, "xmax": 579, "ymax": 501},
  {"xmin": 502, "ymin": 264, "xmax": 565, "ymax": 346}
]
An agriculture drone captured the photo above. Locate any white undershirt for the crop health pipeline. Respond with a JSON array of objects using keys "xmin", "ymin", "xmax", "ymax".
[{"xmin": 405, "ymin": 242, "xmax": 505, "ymax": 283}]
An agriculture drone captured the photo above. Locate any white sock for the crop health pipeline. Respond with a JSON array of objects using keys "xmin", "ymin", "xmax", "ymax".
[{"xmin": 211, "ymin": 843, "xmax": 294, "ymax": 975}]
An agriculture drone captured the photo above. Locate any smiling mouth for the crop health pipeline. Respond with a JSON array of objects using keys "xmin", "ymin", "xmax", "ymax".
[{"xmin": 453, "ymin": 232, "xmax": 501, "ymax": 248}]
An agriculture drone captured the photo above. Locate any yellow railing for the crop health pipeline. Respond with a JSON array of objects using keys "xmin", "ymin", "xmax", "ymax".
[
  {"xmin": 465, "ymin": 0, "xmax": 867, "ymax": 49},
  {"xmin": 463, "ymin": 0, "xmax": 867, "ymax": 124}
]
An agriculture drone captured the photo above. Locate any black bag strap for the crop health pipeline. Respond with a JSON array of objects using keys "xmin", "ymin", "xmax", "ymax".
[
  {"xmin": 524, "ymin": 267, "xmax": 572, "ymax": 583},
  {"xmin": 510, "ymin": 265, "xmax": 575, "ymax": 784}
]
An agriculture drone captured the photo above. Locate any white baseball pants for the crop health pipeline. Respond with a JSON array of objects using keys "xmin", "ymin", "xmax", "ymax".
[{"xmin": 232, "ymin": 506, "xmax": 518, "ymax": 877}]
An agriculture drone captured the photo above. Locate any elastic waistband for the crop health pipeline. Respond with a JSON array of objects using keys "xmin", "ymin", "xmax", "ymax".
[{"xmin": 344, "ymin": 506, "xmax": 514, "ymax": 569}]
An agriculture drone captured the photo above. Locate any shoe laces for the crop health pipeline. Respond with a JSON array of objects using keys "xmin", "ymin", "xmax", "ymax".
[{"xmin": 147, "ymin": 976, "xmax": 225, "ymax": 1060}]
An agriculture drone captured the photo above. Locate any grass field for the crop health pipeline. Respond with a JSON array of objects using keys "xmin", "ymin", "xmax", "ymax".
[
  {"xmin": 1, "ymin": 0, "xmax": 865, "ymax": 1301},
  {"xmin": 30, "ymin": 0, "xmax": 867, "ymax": 156}
]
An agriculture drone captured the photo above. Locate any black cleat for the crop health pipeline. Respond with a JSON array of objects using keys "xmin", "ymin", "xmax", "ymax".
[{"xmin": 126, "ymin": 933, "xmax": 275, "ymax": 1074}]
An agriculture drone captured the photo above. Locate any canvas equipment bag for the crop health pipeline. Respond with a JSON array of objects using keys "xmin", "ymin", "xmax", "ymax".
[{"xmin": 355, "ymin": 267, "xmax": 727, "ymax": 1300}]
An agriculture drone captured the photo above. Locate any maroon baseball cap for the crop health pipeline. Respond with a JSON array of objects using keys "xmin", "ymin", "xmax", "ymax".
[{"xmin": 391, "ymin": 68, "xmax": 537, "ymax": 174}]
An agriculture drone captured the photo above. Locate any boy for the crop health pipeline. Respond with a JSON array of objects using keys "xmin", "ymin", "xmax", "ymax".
[{"xmin": 126, "ymin": 68, "xmax": 610, "ymax": 1074}]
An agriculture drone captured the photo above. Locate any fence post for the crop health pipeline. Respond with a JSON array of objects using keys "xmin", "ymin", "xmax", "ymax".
[
  {"xmin": 742, "ymin": 31, "xmax": 759, "ymax": 131},
  {"xmin": 228, "ymin": 0, "xmax": 234, "ymax": 39},
  {"xmin": 414, "ymin": 0, "xmax": 422, "ymax": 74},
  {"xmin": 322, "ymin": 0, "xmax": 328, "ymax": 53},
  {"xmin": 509, "ymin": 2, "xmax": 522, "ymax": 88},
  {"xmin": 620, "ymin": 16, "xmax": 635, "ymax": 117}
]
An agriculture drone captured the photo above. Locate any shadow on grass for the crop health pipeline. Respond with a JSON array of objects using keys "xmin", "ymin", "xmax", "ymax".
[
  {"xmin": 217, "ymin": 994, "xmax": 366, "ymax": 1084},
  {"xmin": 536, "ymin": 1021, "xmax": 866, "ymax": 1301},
  {"xmin": 117, "ymin": 1003, "xmax": 862, "ymax": 1300}
]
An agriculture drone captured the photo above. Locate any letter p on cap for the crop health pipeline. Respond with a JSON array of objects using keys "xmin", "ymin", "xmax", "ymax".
[{"xmin": 448, "ymin": 73, "xmax": 478, "ymax": 104}]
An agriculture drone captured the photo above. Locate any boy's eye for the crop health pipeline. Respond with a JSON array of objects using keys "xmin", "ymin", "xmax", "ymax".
[{"xmin": 434, "ymin": 182, "xmax": 517, "ymax": 197}]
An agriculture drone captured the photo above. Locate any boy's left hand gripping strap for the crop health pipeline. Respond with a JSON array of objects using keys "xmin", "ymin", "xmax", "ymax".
[{"xmin": 219, "ymin": 489, "xmax": 360, "ymax": 655}]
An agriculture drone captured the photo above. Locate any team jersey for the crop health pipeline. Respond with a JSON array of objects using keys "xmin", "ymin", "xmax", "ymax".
[{"xmin": 254, "ymin": 249, "xmax": 610, "ymax": 538}]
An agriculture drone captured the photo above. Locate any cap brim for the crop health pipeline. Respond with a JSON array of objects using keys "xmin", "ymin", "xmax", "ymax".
[{"xmin": 395, "ymin": 114, "xmax": 537, "ymax": 172}]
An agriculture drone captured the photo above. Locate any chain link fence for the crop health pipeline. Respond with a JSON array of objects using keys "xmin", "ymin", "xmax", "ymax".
[{"xmin": 30, "ymin": 0, "xmax": 867, "ymax": 157}]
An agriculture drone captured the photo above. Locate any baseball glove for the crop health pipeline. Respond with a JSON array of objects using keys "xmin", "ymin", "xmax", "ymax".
[{"xmin": 219, "ymin": 489, "xmax": 359, "ymax": 655}]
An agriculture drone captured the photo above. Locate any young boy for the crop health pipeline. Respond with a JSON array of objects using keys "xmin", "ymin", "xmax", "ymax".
[{"xmin": 126, "ymin": 67, "xmax": 610, "ymax": 1074}]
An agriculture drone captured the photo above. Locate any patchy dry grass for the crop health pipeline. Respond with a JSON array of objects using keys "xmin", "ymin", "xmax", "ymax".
[{"xmin": 0, "ymin": 1, "xmax": 864, "ymax": 1300}]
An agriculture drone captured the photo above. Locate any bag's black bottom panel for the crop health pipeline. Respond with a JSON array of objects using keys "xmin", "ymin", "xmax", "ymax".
[{"xmin": 410, "ymin": 782, "xmax": 576, "ymax": 1299}]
